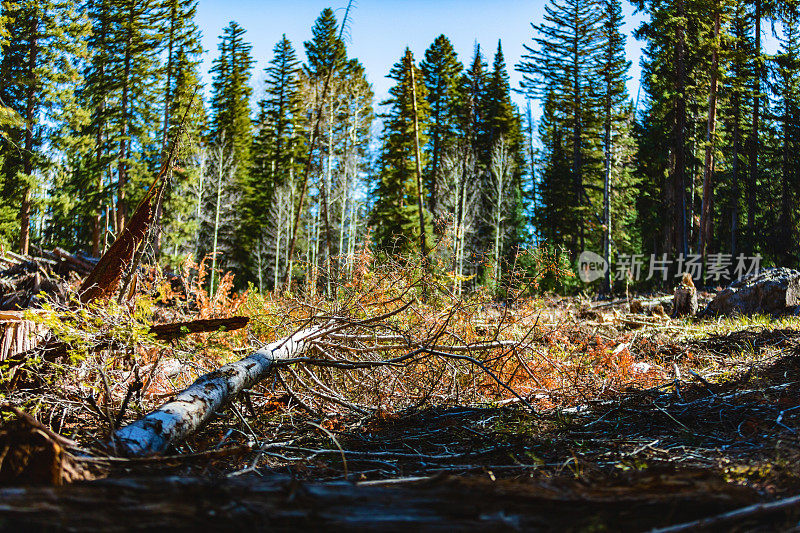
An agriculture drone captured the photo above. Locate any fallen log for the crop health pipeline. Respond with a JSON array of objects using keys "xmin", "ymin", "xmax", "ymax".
[
  {"xmin": 149, "ymin": 316, "xmax": 250, "ymax": 341},
  {"xmin": 0, "ymin": 472, "xmax": 763, "ymax": 531},
  {"xmin": 53, "ymin": 247, "xmax": 95, "ymax": 275},
  {"xmin": 112, "ymin": 326, "xmax": 322, "ymax": 456}
]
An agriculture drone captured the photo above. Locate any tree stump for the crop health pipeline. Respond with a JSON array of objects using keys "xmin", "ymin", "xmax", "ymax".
[{"xmin": 673, "ymin": 273, "xmax": 698, "ymax": 318}]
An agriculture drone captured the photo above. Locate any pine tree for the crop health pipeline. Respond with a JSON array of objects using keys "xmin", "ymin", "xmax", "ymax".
[
  {"xmin": 485, "ymin": 42, "xmax": 518, "ymax": 149},
  {"xmin": 421, "ymin": 34, "xmax": 462, "ymax": 215},
  {"xmin": 203, "ymin": 20, "xmax": 254, "ymax": 280},
  {"xmin": 302, "ymin": 8, "xmax": 348, "ymax": 283},
  {"xmin": 159, "ymin": 0, "xmax": 201, "ymax": 155},
  {"xmin": 517, "ymin": 0, "xmax": 603, "ymax": 253},
  {"xmin": 483, "ymin": 41, "xmax": 527, "ymax": 290},
  {"xmin": 721, "ymin": 0, "xmax": 755, "ymax": 257},
  {"xmin": 0, "ymin": 0, "xmax": 89, "ymax": 253},
  {"xmin": 596, "ymin": 0, "xmax": 632, "ymax": 292},
  {"xmin": 155, "ymin": 0, "xmax": 203, "ymax": 264},
  {"xmin": 773, "ymin": 3, "xmax": 800, "ymax": 266},
  {"xmin": 304, "ymin": 7, "xmax": 346, "ymax": 80},
  {"xmin": 114, "ymin": 0, "xmax": 164, "ymax": 231},
  {"xmin": 75, "ymin": 0, "xmax": 119, "ymax": 255},
  {"xmin": 536, "ymin": 90, "xmax": 575, "ymax": 247},
  {"xmin": 59, "ymin": 0, "xmax": 163, "ymax": 254},
  {"xmin": 253, "ymin": 35, "xmax": 301, "ymax": 197},
  {"xmin": 460, "ymin": 45, "xmax": 488, "ymax": 166},
  {"xmin": 159, "ymin": 46, "xmax": 206, "ymax": 268},
  {"xmin": 209, "ymin": 21, "xmax": 253, "ymax": 178},
  {"xmin": 632, "ymin": 0, "xmax": 718, "ymax": 260},
  {"xmin": 250, "ymin": 35, "xmax": 302, "ymax": 288},
  {"xmin": 370, "ymin": 48, "xmax": 433, "ymax": 253}
]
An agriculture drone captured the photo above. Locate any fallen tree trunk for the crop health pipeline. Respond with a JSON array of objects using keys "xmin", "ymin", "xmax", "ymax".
[
  {"xmin": 0, "ymin": 472, "xmax": 763, "ymax": 531},
  {"xmin": 149, "ymin": 316, "xmax": 250, "ymax": 341},
  {"xmin": 112, "ymin": 326, "xmax": 321, "ymax": 456}
]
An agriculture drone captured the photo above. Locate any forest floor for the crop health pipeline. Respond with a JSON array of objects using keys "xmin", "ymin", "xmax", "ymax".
[{"xmin": 1, "ymin": 278, "xmax": 800, "ymax": 531}]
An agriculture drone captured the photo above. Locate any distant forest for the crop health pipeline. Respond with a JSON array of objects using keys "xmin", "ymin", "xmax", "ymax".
[{"xmin": 1, "ymin": 0, "xmax": 798, "ymax": 294}]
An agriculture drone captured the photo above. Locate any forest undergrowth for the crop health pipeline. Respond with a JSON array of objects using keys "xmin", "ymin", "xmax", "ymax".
[{"xmin": 2, "ymin": 248, "xmax": 800, "ymax": 530}]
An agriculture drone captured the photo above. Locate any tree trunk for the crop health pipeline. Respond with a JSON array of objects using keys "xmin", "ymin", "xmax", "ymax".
[
  {"xmin": 112, "ymin": 326, "xmax": 322, "ymax": 456},
  {"xmin": 117, "ymin": 6, "xmax": 133, "ymax": 233},
  {"xmin": 322, "ymin": 101, "xmax": 334, "ymax": 296},
  {"xmin": 731, "ymin": 86, "xmax": 741, "ymax": 258},
  {"xmin": 19, "ymin": 10, "xmax": 38, "ymax": 256},
  {"xmin": 153, "ymin": 0, "xmax": 177, "ymax": 258},
  {"xmin": 407, "ymin": 51, "xmax": 428, "ymax": 265},
  {"xmin": 572, "ymin": 24, "xmax": 584, "ymax": 253},
  {"xmin": 746, "ymin": 0, "xmax": 761, "ymax": 255},
  {"xmin": 602, "ymin": 73, "xmax": 612, "ymax": 295},
  {"xmin": 698, "ymin": 7, "xmax": 720, "ymax": 268},
  {"xmin": 92, "ymin": 7, "xmax": 109, "ymax": 257},
  {"xmin": 526, "ymin": 100, "xmax": 537, "ymax": 244},
  {"xmin": 671, "ymin": 0, "xmax": 688, "ymax": 257},
  {"xmin": 210, "ymin": 152, "xmax": 224, "ymax": 297},
  {"xmin": 430, "ymin": 89, "xmax": 442, "ymax": 215},
  {"xmin": 493, "ymin": 173, "xmax": 503, "ymax": 293}
]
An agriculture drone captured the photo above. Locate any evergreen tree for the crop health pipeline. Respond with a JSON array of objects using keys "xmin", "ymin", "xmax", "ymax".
[
  {"xmin": 596, "ymin": 0, "xmax": 632, "ymax": 292},
  {"xmin": 159, "ymin": 0, "xmax": 201, "ymax": 155},
  {"xmin": 301, "ymin": 7, "xmax": 348, "ymax": 281},
  {"xmin": 303, "ymin": 7, "xmax": 346, "ymax": 80},
  {"xmin": 460, "ymin": 45, "xmax": 488, "ymax": 166},
  {"xmin": 156, "ymin": 0, "xmax": 204, "ymax": 264},
  {"xmin": 0, "ymin": 0, "xmax": 89, "ymax": 253},
  {"xmin": 482, "ymin": 41, "xmax": 527, "ymax": 289},
  {"xmin": 517, "ymin": 0, "xmax": 600, "ymax": 252},
  {"xmin": 370, "ymin": 48, "xmax": 433, "ymax": 253},
  {"xmin": 209, "ymin": 21, "xmax": 253, "ymax": 178},
  {"xmin": 113, "ymin": 0, "xmax": 164, "ymax": 231},
  {"xmin": 250, "ymin": 35, "xmax": 303, "ymax": 287},
  {"xmin": 57, "ymin": 0, "xmax": 163, "ymax": 254},
  {"xmin": 518, "ymin": 0, "xmax": 603, "ymax": 253},
  {"xmin": 253, "ymin": 35, "xmax": 302, "ymax": 197},
  {"xmin": 632, "ymin": 0, "xmax": 716, "ymax": 259},
  {"xmin": 159, "ymin": 46, "xmax": 206, "ymax": 268},
  {"xmin": 485, "ymin": 42, "xmax": 518, "ymax": 149},
  {"xmin": 203, "ymin": 20, "xmax": 254, "ymax": 279},
  {"xmin": 719, "ymin": 0, "xmax": 755, "ymax": 257},
  {"xmin": 772, "ymin": 3, "xmax": 800, "ymax": 266},
  {"xmin": 421, "ymin": 34, "xmax": 462, "ymax": 215},
  {"xmin": 535, "ymin": 90, "xmax": 574, "ymax": 247}
]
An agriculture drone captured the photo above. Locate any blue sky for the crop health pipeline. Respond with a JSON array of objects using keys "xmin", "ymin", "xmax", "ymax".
[{"xmin": 196, "ymin": 0, "xmax": 647, "ymax": 116}]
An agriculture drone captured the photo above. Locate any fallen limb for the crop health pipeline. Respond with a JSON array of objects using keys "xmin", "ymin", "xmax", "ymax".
[
  {"xmin": 112, "ymin": 326, "xmax": 322, "ymax": 456},
  {"xmin": 149, "ymin": 317, "xmax": 250, "ymax": 341}
]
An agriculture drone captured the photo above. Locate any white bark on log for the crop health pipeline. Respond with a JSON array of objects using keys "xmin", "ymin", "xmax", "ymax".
[{"xmin": 112, "ymin": 326, "xmax": 321, "ymax": 456}]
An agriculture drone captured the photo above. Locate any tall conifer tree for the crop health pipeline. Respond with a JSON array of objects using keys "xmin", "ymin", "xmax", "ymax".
[
  {"xmin": 421, "ymin": 35, "xmax": 462, "ymax": 214},
  {"xmin": 517, "ymin": 0, "xmax": 603, "ymax": 253},
  {"xmin": 370, "ymin": 49, "xmax": 432, "ymax": 253},
  {"xmin": 0, "ymin": 0, "xmax": 89, "ymax": 252}
]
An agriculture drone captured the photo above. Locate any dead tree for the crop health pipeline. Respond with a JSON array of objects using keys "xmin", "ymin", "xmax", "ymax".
[{"xmin": 112, "ymin": 326, "xmax": 323, "ymax": 456}]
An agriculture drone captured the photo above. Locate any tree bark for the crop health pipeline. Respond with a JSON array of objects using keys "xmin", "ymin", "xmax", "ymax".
[
  {"xmin": 671, "ymin": 0, "xmax": 688, "ymax": 257},
  {"xmin": 698, "ymin": 7, "xmax": 720, "ymax": 268},
  {"xmin": 112, "ymin": 326, "xmax": 322, "ymax": 456},
  {"xmin": 602, "ymin": 54, "xmax": 613, "ymax": 295},
  {"xmin": 746, "ymin": 0, "xmax": 761, "ymax": 255}
]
